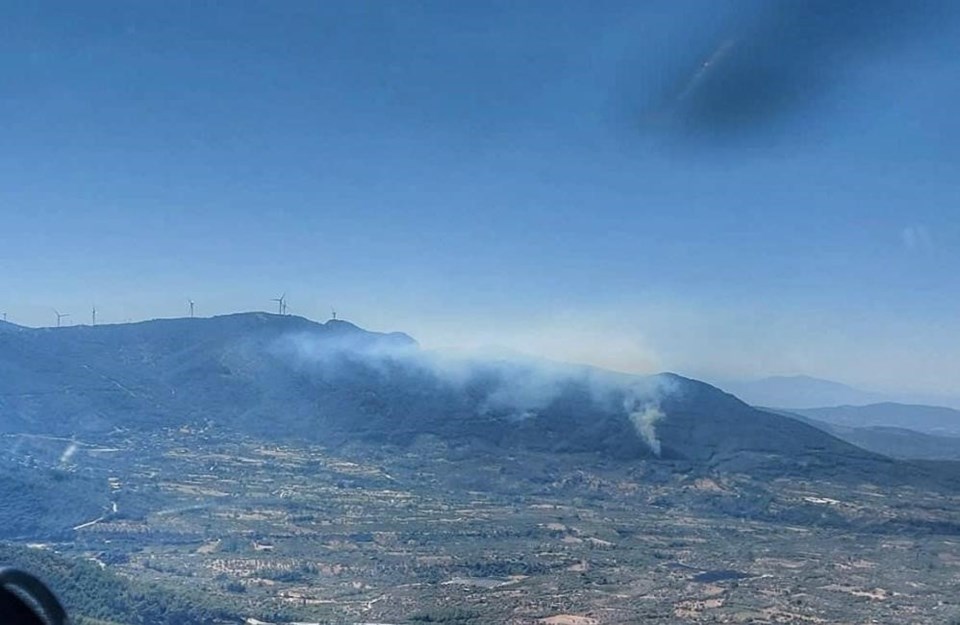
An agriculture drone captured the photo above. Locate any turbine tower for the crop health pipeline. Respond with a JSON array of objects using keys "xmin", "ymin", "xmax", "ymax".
[
  {"xmin": 188, "ymin": 299, "xmax": 195, "ymax": 318},
  {"xmin": 331, "ymin": 307, "xmax": 337, "ymax": 321},
  {"xmin": 91, "ymin": 305, "xmax": 97, "ymax": 326},
  {"xmin": 271, "ymin": 293, "xmax": 287, "ymax": 315},
  {"xmin": 54, "ymin": 310, "xmax": 69, "ymax": 328}
]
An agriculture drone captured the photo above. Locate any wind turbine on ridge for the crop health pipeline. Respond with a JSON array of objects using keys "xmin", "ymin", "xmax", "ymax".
[
  {"xmin": 54, "ymin": 309, "xmax": 70, "ymax": 328},
  {"xmin": 271, "ymin": 293, "xmax": 287, "ymax": 315}
]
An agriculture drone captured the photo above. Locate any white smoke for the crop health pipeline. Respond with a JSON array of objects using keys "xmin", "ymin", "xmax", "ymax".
[
  {"xmin": 273, "ymin": 327, "xmax": 680, "ymax": 452},
  {"xmin": 622, "ymin": 377, "xmax": 676, "ymax": 456},
  {"xmin": 627, "ymin": 403, "xmax": 665, "ymax": 456},
  {"xmin": 273, "ymin": 330, "xmax": 594, "ymax": 413},
  {"xmin": 59, "ymin": 442, "xmax": 79, "ymax": 465},
  {"xmin": 272, "ymin": 330, "xmax": 418, "ymax": 365}
]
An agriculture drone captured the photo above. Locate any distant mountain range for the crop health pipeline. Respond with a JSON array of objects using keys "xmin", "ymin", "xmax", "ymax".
[
  {"xmin": 717, "ymin": 375, "xmax": 887, "ymax": 409},
  {"xmin": 0, "ymin": 313, "xmax": 898, "ymax": 479},
  {"xmin": 717, "ymin": 375, "xmax": 960, "ymax": 411},
  {"xmin": 787, "ymin": 403, "xmax": 960, "ymax": 437},
  {"xmin": 770, "ymin": 408, "xmax": 960, "ymax": 461},
  {"xmin": 710, "ymin": 376, "xmax": 960, "ymax": 460}
]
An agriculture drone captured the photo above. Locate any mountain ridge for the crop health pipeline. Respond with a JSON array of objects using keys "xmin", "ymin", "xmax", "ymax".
[
  {"xmin": 0, "ymin": 312, "xmax": 928, "ymax": 481},
  {"xmin": 773, "ymin": 408, "xmax": 960, "ymax": 461},
  {"xmin": 787, "ymin": 402, "xmax": 960, "ymax": 437},
  {"xmin": 717, "ymin": 374, "xmax": 887, "ymax": 409}
]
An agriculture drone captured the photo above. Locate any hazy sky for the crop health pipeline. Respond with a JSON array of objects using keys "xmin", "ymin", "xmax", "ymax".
[{"xmin": 2, "ymin": 1, "xmax": 959, "ymax": 395}]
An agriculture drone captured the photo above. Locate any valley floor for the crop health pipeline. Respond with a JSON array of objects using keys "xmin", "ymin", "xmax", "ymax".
[{"xmin": 6, "ymin": 429, "xmax": 960, "ymax": 624}]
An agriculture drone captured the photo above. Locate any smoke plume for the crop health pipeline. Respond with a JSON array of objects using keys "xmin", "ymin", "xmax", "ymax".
[
  {"xmin": 273, "ymin": 325, "xmax": 680, "ymax": 455},
  {"xmin": 627, "ymin": 404, "xmax": 665, "ymax": 456}
]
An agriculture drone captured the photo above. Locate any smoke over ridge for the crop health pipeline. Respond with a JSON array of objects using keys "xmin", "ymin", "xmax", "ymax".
[{"xmin": 271, "ymin": 328, "xmax": 678, "ymax": 455}]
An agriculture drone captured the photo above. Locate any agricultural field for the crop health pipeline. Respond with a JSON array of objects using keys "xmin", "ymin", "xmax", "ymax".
[{"xmin": 7, "ymin": 428, "xmax": 960, "ymax": 624}]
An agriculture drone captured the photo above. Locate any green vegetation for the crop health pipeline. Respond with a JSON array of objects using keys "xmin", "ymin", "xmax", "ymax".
[
  {"xmin": 2, "ymin": 429, "xmax": 960, "ymax": 624},
  {"xmin": 0, "ymin": 543, "xmax": 238, "ymax": 625},
  {"xmin": 0, "ymin": 467, "xmax": 110, "ymax": 539},
  {"xmin": 408, "ymin": 607, "xmax": 483, "ymax": 623}
]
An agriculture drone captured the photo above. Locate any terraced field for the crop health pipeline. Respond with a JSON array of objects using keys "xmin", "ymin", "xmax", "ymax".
[{"xmin": 8, "ymin": 429, "xmax": 960, "ymax": 624}]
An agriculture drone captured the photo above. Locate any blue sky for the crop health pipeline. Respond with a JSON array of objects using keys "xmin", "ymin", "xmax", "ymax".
[{"xmin": 2, "ymin": 1, "xmax": 959, "ymax": 395}]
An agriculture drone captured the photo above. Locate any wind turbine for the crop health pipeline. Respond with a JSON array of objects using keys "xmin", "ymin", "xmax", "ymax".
[
  {"xmin": 331, "ymin": 307, "xmax": 337, "ymax": 321},
  {"xmin": 54, "ymin": 310, "xmax": 70, "ymax": 328},
  {"xmin": 91, "ymin": 305, "xmax": 97, "ymax": 326},
  {"xmin": 271, "ymin": 293, "xmax": 287, "ymax": 315},
  {"xmin": 188, "ymin": 299, "xmax": 195, "ymax": 318}
]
